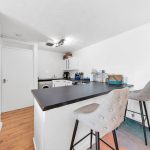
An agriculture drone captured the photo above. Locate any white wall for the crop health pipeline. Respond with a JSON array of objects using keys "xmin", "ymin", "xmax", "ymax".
[
  {"xmin": 38, "ymin": 50, "xmax": 64, "ymax": 79},
  {"xmin": 73, "ymin": 23, "xmax": 150, "ymax": 122},
  {"xmin": 73, "ymin": 23, "xmax": 150, "ymax": 89}
]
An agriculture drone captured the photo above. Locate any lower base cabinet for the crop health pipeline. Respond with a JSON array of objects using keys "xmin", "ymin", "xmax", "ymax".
[{"xmin": 52, "ymin": 80, "xmax": 72, "ymax": 87}]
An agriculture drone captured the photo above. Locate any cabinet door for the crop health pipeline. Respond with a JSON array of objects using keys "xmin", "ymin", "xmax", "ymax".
[
  {"xmin": 63, "ymin": 59, "xmax": 69, "ymax": 70},
  {"xmin": 52, "ymin": 80, "xmax": 66, "ymax": 87},
  {"xmin": 63, "ymin": 57, "xmax": 78, "ymax": 70},
  {"xmin": 66, "ymin": 81, "xmax": 72, "ymax": 86},
  {"xmin": 68, "ymin": 57, "xmax": 78, "ymax": 70}
]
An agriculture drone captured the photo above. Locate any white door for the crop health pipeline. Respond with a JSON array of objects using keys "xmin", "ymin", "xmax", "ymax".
[{"xmin": 2, "ymin": 47, "xmax": 34, "ymax": 112}]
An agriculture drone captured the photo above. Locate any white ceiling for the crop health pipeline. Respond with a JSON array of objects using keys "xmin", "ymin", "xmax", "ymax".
[
  {"xmin": 0, "ymin": 0, "xmax": 150, "ymax": 52},
  {"xmin": 0, "ymin": 13, "xmax": 49, "ymax": 43}
]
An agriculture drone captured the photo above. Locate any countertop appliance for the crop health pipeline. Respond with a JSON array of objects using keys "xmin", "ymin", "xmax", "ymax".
[
  {"xmin": 63, "ymin": 72, "xmax": 70, "ymax": 79},
  {"xmin": 75, "ymin": 73, "xmax": 80, "ymax": 80}
]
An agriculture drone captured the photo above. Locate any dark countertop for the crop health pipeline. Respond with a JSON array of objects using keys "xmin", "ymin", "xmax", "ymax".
[
  {"xmin": 38, "ymin": 78, "xmax": 63, "ymax": 82},
  {"xmin": 38, "ymin": 78, "xmax": 90, "ymax": 84},
  {"xmin": 32, "ymin": 82, "xmax": 133, "ymax": 111}
]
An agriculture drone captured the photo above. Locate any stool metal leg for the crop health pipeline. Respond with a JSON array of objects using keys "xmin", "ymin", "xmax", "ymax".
[
  {"xmin": 112, "ymin": 130, "xmax": 119, "ymax": 150},
  {"xmin": 95, "ymin": 132, "xmax": 100, "ymax": 150},
  {"xmin": 139, "ymin": 101, "xmax": 147, "ymax": 145},
  {"xmin": 124, "ymin": 101, "xmax": 128, "ymax": 121},
  {"xmin": 70, "ymin": 120, "xmax": 79, "ymax": 150},
  {"xmin": 143, "ymin": 101, "xmax": 150, "ymax": 131},
  {"xmin": 90, "ymin": 130, "xmax": 93, "ymax": 149}
]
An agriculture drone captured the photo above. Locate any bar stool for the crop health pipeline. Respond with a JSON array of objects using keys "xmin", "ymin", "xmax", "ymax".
[
  {"xmin": 70, "ymin": 88, "xmax": 129, "ymax": 150},
  {"xmin": 124, "ymin": 81, "xmax": 150, "ymax": 146}
]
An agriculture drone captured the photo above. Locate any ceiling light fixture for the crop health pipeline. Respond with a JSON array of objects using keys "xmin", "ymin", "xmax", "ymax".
[{"xmin": 46, "ymin": 38, "xmax": 65, "ymax": 47}]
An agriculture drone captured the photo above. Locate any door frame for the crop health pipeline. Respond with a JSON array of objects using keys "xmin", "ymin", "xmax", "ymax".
[{"xmin": 0, "ymin": 35, "xmax": 2, "ymax": 130}]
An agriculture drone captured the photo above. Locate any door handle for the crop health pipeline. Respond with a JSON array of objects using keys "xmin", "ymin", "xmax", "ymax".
[{"xmin": 2, "ymin": 78, "xmax": 8, "ymax": 83}]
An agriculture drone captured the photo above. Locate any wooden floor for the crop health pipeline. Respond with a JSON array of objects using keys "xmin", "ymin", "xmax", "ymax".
[{"xmin": 0, "ymin": 107, "xmax": 34, "ymax": 150}]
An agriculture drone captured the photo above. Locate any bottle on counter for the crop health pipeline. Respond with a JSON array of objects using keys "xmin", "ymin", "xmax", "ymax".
[
  {"xmin": 100, "ymin": 70, "xmax": 108, "ymax": 83},
  {"xmin": 91, "ymin": 69, "xmax": 107, "ymax": 82}
]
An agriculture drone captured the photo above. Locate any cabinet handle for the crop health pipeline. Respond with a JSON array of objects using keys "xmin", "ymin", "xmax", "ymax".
[
  {"xmin": 67, "ymin": 60, "xmax": 68, "ymax": 69},
  {"xmin": 66, "ymin": 60, "xmax": 67, "ymax": 69}
]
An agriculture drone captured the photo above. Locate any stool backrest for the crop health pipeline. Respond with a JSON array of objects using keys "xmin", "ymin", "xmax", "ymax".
[
  {"xmin": 139, "ymin": 81, "xmax": 150, "ymax": 101},
  {"xmin": 93, "ymin": 88, "xmax": 129, "ymax": 135}
]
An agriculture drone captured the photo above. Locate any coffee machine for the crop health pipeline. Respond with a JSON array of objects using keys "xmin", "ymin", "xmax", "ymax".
[{"xmin": 63, "ymin": 72, "xmax": 70, "ymax": 79}]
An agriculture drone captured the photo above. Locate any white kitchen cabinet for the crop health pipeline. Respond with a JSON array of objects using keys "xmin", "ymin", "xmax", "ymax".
[
  {"xmin": 63, "ymin": 57, "xmax": 78, "ymax": 71},
  {"xmin": 63, "ymin": 59, "xmax": 69, "ymax": 70},
  {"xmin": 65, "ymin": 81, "xmax": 72, "ymax": 86},
  {"xmin": 52, "ymin": 80, "xmax": 65, "ymax": 87},
  {"xmin": 52, "ymin": 80, "xmax": 72, "ymax": 87}
]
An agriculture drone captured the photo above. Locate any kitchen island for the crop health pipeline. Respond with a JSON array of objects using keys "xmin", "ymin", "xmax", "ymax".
[{"xmin": 32, "ymin": 82, "xmax": 133, "ymax": 150}]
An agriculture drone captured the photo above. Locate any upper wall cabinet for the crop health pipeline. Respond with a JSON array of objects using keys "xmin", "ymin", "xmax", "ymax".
[{"xmin": 63, "ymin": 57, "xmax": 78, "ymax": 71}]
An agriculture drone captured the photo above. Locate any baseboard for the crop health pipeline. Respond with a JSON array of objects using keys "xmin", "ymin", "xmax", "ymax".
[
  {"xmin": 33, "ymin": 138, "xmax": 37, "ymax": 150},
  {"xmin": 0, "ymin": 121, "xmax": 2, "ymax": 131}
]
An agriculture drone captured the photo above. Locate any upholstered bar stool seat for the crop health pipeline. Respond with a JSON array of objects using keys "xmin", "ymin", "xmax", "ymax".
[
  {"xmin": 70, "ymin": 88, "xmax": 129, "ymax": 150},
  {"xmin": 125, "ymin": 81, "xmax": 150, "ymax": 145}
]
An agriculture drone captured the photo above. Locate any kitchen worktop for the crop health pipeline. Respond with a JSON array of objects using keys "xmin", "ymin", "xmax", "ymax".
[
  {"xmin": 38, "ymin": 78, "xmax": 90, "ymax": 86},
  {"xmin": 32, "ymin": 82, "xmax": 133, "ymax": 111},
  {"xmin": 38, "ymin": 78, "xmax": 90, "ymax": 82},
  {"xmin": 38, "ymin": 78, "xmax": 63, "ymax": 82}
]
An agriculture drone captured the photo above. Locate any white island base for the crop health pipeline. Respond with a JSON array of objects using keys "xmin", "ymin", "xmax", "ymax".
[{"xmin": 34, "ymin": 96, "xmax": 105, "ymax": 150}]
